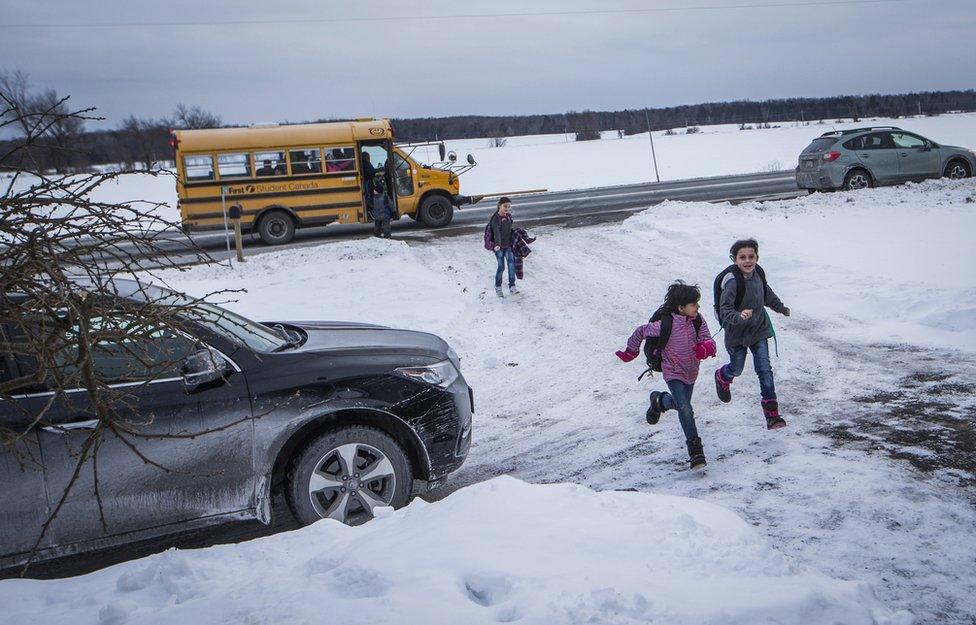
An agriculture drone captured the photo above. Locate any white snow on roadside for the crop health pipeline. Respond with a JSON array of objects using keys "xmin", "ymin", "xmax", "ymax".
[{"xmin": 0, "ymin": 477, "xmax": 911, "ymax": 625}]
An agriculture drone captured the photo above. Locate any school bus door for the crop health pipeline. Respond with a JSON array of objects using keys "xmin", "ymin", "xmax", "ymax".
[{"xmin": 358, "ymin": 142, "xmax": 396, "ymax": 221}]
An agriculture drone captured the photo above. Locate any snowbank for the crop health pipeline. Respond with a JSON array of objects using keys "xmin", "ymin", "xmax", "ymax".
[
  {"xmin": 622, "ymin": 178, "xmax": 976, "ymax": 353},
  {"xmin": 0, "ymin": 477, "xmax": 911, "ymax": 625}
]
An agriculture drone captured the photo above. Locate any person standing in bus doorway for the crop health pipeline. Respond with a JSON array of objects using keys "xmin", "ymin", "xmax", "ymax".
[
  {"xmin": 361, "ymin": 152, "xmax": 377, "ymax": 195},
  {"xmin": 369, "ymin": 177, "xmax": 396, "ymax": 239},
  {"xmin": 487, "ymin": 197, "xmax": 517, "ymax": 297}
]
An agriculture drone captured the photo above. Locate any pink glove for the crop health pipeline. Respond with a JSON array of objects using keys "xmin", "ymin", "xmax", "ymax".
[
  {"xmin": 694, "ymin": 339, "xmax": 717, "ymax": 360},
  {"xmin": 615, "ymin": 350, "xmax": 639, "ymax": 363}
]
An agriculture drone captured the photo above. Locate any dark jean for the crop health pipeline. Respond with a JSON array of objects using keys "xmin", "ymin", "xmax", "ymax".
[
  {"xmin": 660, "ymin": 380, "xmax": 698, "ymax": 440},
  {"xmin": 494, "ymin": 248, "xmax": 516, "ymax": 287},
  {"xmin": 721, "ymin": 339, "xmax": 776, "ymax": 400},
  {"xmin": 373, "ymin": 218, "xmax": 391, "ymax": 238}
]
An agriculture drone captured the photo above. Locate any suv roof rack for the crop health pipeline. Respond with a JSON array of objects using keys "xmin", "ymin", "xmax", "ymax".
[{"xmin": 819, "ymin": 126, "xmax": 902, "ymax": 137}]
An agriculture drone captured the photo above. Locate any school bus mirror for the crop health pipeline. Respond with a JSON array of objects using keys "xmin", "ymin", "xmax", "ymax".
[
  {"xmin": 228, "ymin": 203, "xmax": 243, "ymax": 220},
  {"xmin": 467, "ymin": 154, "xmax": 476, "ymax": 165},
  {"xmin": 438, "ymin": 143, "xmax": 446, "ymax": 161},
  {"xmin": 447, "ymin": 151, "xmax": 457, "ymax": 163}
]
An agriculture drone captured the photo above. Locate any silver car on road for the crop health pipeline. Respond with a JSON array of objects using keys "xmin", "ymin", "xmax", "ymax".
[{"xmin": 795, "ymin": 126, "xmax": 975, "ymax": 192}]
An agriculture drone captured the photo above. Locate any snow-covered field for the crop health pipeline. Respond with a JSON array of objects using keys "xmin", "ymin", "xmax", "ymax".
[
  {"xmin": 7, "ymin": 112, "xmax": 974, "ymax": 228},
  {"xmin": 433, "ymin": 112, "xmax": 976, "ymax": 194},
  {"xmin": 5, "ymin": 178, "xmax": 971, "ymax": 623}
]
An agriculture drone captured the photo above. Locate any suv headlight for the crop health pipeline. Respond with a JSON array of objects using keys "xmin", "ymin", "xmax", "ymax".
[{"xmin": 395, "ymin": 359, "xmax": 458, "ymax": 388}]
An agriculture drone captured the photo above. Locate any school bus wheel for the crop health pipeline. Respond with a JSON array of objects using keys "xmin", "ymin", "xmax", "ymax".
[
  {"xmin": 257, "ymin": 209, "xmax": 297, "ymax": 246},
  {"xmin": 418, "ymin": 194, "xmax": 454, "ymax": 228}
]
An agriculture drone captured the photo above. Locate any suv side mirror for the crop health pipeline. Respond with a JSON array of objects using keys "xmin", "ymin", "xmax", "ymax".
[{"xmin": 182, "ymin": 345, "xmax": 233, "ymax": 393}]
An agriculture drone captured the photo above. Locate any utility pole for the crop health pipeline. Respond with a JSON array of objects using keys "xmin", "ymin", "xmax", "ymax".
[{"xmin": 644, "ymin": 109, "xmax": 660, "ymax": 183}]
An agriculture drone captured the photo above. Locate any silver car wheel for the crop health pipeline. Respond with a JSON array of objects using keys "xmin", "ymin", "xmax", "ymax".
[
  {"xmin": 847, "ymin": 173, "xmax": 870, "ymax": 190},
  {"xmin": 307, "ymin": 442, "xmax": 397, "ymax": 524},
  {"xmin": 947, "ymin": 163, "xmax": 969, "ymax": 179}
]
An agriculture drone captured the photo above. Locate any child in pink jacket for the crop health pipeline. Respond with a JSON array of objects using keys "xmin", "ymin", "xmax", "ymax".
[{"xmin": 616, "ymin": 282, "xmax": 717, "ymax": 470}]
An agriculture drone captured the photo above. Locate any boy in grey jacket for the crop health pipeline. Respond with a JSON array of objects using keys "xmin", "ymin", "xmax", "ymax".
[{"xmin": 714, "ymin": 238, "xmax": 791, "ymax": 429}]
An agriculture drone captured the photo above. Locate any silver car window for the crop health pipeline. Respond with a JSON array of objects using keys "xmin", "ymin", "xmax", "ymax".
[
  {"xmin": 861, "ymin": 133, "xmax": 895, "ymax": 150},
  {"xmin": 891, "ymin": 133, "xmax": 926, "ymax": 149}
]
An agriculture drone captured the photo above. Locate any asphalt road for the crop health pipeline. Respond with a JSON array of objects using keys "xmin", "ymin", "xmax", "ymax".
[
  {"xmin": 1, "ymin": 169, "xmax": 802, "ymax": 580},
  {"xmin": 136, "ymin": 170, "xmax": 800, "ymax": 265}
]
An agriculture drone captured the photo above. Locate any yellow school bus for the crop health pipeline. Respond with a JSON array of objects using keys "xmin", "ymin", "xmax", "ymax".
[{"xmin": 170, "ymin": 119, "xmax": 471, "ymax": 245}]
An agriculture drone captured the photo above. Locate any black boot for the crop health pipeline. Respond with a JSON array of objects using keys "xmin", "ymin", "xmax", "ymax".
[
  {"xmin": 686, "ymin": 437, "xmax": 707, "ymax": 471},
  {"xmin": 646, "ymin": 391, "xmax": 665, "ymax": 425},
  {"xmin": 715, "ymin": 368, "xmax": 732, "ymax": 403}
]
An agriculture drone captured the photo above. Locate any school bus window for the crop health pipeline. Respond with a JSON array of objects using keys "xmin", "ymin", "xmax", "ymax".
[
  {"xmin": 184, "ymin": 155, "xmax": 214, "ymax": 181},
  {"xmin": 217, "ymin": 153, "xmax": 251, "ymax": 180},
  {"xmin": 325, "ymin": 147, "xmax": 356, "ymax": 172},
  {"xmin": 393, "ymin": 152, "xmax": 414, "ymax": 197},
  {"xmin": 255, "ymin": 151, "xmax": 286, "ymax": 177},
  {"xmin": 289, "ymin": 149, "xmax": 322, "ymax": 175}
]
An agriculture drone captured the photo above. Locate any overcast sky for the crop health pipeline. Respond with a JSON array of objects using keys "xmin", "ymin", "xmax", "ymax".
[{"xmin": 2, "ymin": 0, "xmax": 974, "ymax": 131}]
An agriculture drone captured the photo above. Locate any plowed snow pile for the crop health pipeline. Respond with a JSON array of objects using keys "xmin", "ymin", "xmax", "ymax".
[{"xmin": 0, "ymin": 477, "xmax": 910, "ymax": 625}]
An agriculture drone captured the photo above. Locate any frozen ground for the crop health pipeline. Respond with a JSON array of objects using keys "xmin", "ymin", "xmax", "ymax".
[
  {"xmin": 4, "ymin": 179, "xmax": 974, "ymax": 623},
  {"xmin": 135, "ymin": 177, "xmax": 976, "ymax": 623},
  {"xmin": 0, "ymin": 477, "xmax": 911, "ymax": 625}
]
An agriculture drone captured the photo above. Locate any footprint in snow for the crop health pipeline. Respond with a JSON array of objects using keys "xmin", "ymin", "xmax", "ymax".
[{"xmin": 463, "ymin": 572, "xmax": 513, "ymax": 607}]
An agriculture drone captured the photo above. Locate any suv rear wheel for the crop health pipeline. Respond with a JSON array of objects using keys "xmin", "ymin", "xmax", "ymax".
[
  {"xmin": 844, "ymin": 169, "xmax": 872, "ymax": 191},
  {"xmin": 286, "ymin": 426, "xmax": 413, "ymax": 526},
  {"xmin": 257, "ymin": 210, "xmax": 296, "ymax": 245},
  {"xmin": 944, "ymin": 159, "xmax": 971, "ymax": 180}
]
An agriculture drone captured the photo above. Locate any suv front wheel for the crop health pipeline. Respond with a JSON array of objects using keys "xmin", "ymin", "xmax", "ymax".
[
  {"xmin": 844, "ymin": 169, "xmax": 872, "ymax": 191},
  {"xmin": 287, "ymin": 426, "xmax": 413, "ymax": 526}
]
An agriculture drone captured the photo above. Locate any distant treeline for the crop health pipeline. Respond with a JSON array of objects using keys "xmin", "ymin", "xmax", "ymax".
[
  {"xmin": 3, "ymin": 85, "xmax": 975, "ymax": 173},
  {"xmin": 390, "ymin": 90, "xmax": 976, "ymax": 142}
]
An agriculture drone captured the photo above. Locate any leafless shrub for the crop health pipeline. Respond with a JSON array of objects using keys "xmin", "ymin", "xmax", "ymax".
[
  {"xmin": 170, "ymin": 103, "xmax": 221, "ymax": 130},
  {"xmin": 0, "ymin": 84, "xmax": 256, "ymax": 573}
]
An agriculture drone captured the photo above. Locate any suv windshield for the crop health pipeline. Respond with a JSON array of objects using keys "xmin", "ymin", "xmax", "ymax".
[
  {"xmin": 156, "ymin": 292, "xmax": 286, "ymax": 352},
  {"xmin": 184, "ymin": 302, "xmax": 286, "ymax": 352},
  {"xmin": 802, "ymin": 138, "xmax": 837, "ymax": 153}
]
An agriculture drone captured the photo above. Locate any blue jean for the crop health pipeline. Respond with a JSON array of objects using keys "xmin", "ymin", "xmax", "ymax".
[
  {"xmin": 494, "ymin": 248, "xmax": 516, "ymax": 287},
  {"xmin": 660, "ymin": 380, "xmax": 698, "ymax": 440},
  {"xmin": 721, "ymin": 339, "xmax": 776, "ymax": 400}
]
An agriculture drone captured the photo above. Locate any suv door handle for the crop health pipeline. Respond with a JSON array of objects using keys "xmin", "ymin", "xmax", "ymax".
[
  {"xmin": 859, "ymin": 153, "xmax": 870, "ymax": 158},
  {"xmin": 40, "ymin": 418, "xmax": 99, "ymax": 434},
  {"xmin": 900, "ymin": 152, "xmax": 908, "ymax": 157}
]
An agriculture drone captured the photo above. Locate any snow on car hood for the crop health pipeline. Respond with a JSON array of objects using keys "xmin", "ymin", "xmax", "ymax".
[
  {"xmin": 0, "ymin": 476, "xmax": 911, "ymax": 625},
  {"xmin": 281, "ymin": 321, "xmax": 450, "ymax": 359}
]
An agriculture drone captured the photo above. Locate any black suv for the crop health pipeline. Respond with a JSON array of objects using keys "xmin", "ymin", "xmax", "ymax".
[{"xmin": 0, "ymin": 279, "xmax": 472, "ymax": 568}]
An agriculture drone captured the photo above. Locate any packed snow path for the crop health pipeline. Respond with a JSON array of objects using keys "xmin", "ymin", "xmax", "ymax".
[{"xmin": 41, "ymin": 178, "xmax": 974, "ymax": 622}]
